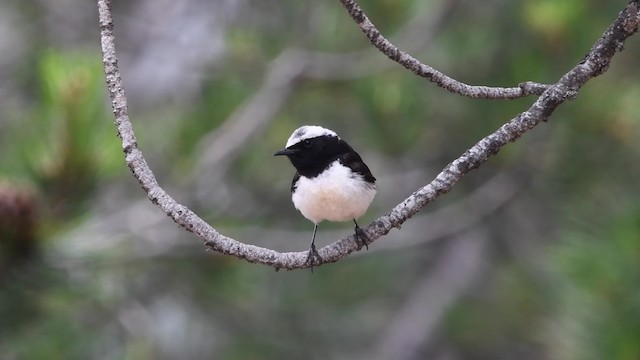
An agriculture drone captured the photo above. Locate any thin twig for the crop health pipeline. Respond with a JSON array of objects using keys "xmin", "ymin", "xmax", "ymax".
[
  {"xmin": 98, "ymin": 0, "xmax": 640, "ymax": 270},
  {"xmin": 337, "ymin": 0, "xmax": 551, "ymax": 99}
]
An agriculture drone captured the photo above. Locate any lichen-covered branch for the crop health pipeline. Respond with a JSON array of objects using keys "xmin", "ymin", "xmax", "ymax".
[{"xmin": 98, "ymin": 0, "xmax": 639, "ymax": 270}]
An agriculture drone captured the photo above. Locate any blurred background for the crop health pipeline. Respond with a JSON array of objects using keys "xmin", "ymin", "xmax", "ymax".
[{"xmin": 1, "ymin": 0, "xmax": 639, "ymax": 359}]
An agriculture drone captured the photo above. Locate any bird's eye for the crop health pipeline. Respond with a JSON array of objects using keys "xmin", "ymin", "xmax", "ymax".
[{"xmin": 303, "ymin": 139, "xmax": 312, "ymax": 147}]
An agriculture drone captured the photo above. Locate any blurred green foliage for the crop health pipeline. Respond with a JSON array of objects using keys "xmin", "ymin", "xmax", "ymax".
[
  {"xmin": 1, "ymin": 50, "xmax": 121, "ymax": 219},
  {"xmin": 548, "ymin": 209, "xmax": 640, "ymax": 360},
  {"xmin": 0, "ymin": 0, "xmax": 639, "ymax": 359}
]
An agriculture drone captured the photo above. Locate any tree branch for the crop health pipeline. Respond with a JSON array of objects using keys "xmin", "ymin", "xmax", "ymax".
[
  {"xmin": 337, "ymin": 0, "xmax": 552, "ymax": 99},
  {"xmin": 98, "ymin": 0, "xmax": 639, "ymax": 270}
]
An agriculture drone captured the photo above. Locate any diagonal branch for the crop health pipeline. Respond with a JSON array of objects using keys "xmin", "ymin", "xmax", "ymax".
[
  {"xmin": 98, "ymin": 0, "xmax": 639, "ymax": 270},
  {"xmin": 192, "ymin": 49, "xmax": 305, "ymax": 200},
  {"xmin": 338, "ymin": 0, "xmax": 551, "ymax": 99}
]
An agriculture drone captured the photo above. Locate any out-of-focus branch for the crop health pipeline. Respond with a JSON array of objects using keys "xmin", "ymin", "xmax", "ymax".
[
  {"xmin": 98, "ymin": 0, "xmax": 640, "ymax": 270},
  {"xmin": 337, "ymin": 0, "xmax": 551, "ymax": 99},
  {"xmin": 192, "ymin": 50, "xmax": 305, "ymax": 199},
  {"xmin": 370, "ymin": 228, "xmax": 489, "ymax": 360},
  {"xmin": 191, "ymin": 0, "xmax": 458, "ymax": 180},
  {"xmin": 300, "ymin": 0, "xmax": 459, "ymax": 80}
]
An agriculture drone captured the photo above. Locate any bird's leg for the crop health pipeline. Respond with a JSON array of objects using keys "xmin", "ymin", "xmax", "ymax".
[
  {"xmin": 305, "ymin": 223, "xmax": 322, "ymax": 272},
  {"xmin": 353, "ymin": 219, "xmax": 369, "ymax": 250}
]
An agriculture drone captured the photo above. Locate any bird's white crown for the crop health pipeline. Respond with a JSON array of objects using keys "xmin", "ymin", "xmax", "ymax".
[{"xmin": 285, "ymin": 125, "xmax": 338, "ymax": 148}]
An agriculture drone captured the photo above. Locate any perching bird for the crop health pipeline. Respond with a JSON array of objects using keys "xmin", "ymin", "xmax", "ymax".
[{"xmin": 274, "ymin": 125, "xmax": 377, "ymax": 269}]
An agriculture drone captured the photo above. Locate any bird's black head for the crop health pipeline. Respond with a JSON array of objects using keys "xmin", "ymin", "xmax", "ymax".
[{"xmin": 274, "ymin": 125, "xmax": 352, "ymax": 178}]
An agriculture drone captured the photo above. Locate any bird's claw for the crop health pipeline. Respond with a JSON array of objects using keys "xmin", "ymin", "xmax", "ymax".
[
  {"xmin": 354, "ymin": 226, "xmax": 369, "ymax": 250},
  {"xmin": 305, "ymin": 243, "xmax": 323, "ymax": 272}
]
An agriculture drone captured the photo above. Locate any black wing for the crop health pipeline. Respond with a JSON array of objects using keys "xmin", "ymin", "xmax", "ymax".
[
  {"xmin": 339, "ymin": 150, "xmax": 376, "ymax": 184},
  {"xmin": 290, "ymin": 172, "xmax": 301, "ymax": 193}
]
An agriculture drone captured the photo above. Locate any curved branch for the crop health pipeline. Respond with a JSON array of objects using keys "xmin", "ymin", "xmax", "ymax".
[
  {"xmin": 98, "ymin": 0, "xmax": 640, "ymax": 270},
  {"xmin": 337, "ymin": 0, "xmax": 551, "ymax": 99}
]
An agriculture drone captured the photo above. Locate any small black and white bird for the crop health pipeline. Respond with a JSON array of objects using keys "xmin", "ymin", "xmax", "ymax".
[{"xmin": 274, "ymin": 125, "xmax": 377, "ymax": 268}]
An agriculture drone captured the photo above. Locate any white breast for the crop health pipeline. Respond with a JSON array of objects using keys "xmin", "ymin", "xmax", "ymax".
[{"xmin": 292, "ymin": 162, "xmax": 377, "ymax": 224}]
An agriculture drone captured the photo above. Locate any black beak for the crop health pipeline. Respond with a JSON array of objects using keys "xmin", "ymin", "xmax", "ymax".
[{"xmin": 273, "ymin": 148, "xmax": 297, "ymax": 156}]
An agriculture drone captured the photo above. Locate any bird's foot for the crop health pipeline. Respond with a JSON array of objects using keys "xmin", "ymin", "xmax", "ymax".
[
  {"xmin": 305, "ymin": 243, "xmax": 323, "ymax": 272},
  {"xmin": 354, "ymin": 225, "xmax": 369, "ymax": 250}
]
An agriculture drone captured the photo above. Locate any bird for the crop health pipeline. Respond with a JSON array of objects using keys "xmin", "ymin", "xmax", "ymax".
[{"xmin": 273, "ymin": 125, "xmax": 377, "ymax": 269}]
